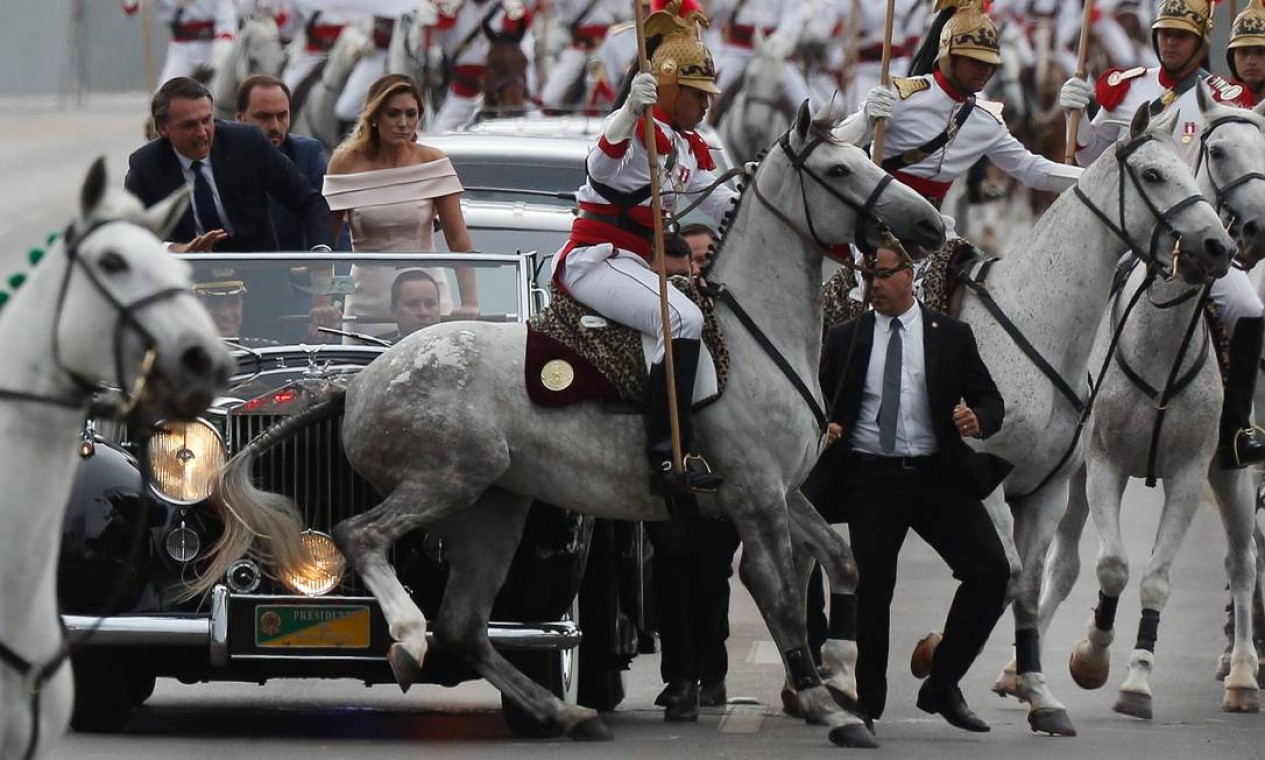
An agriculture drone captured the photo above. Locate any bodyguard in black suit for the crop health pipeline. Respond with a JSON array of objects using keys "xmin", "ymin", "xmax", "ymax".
[
  {"xmin": 124, "ymin": 77, "xmax": 332, "ymax": 254},
  {"xmin": 810, "ymin": 246, "xmax": 1011, "ymax": 734}
]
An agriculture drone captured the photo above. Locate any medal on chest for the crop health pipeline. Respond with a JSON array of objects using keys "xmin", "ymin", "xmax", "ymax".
[{"xmin": 1181, "ymin": 121, "xmax": 1198, "ymax": 144}]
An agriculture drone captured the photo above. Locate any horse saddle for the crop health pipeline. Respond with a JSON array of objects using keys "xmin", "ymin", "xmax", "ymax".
[{"xmin": 525, "ymin": 280, "xmax": 729, "ymax": 410}]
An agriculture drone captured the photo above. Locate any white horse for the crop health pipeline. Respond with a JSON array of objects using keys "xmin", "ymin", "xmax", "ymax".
[
  {"xmin": 190, "ymin": 104, "xmax": 947, "ymax": 748},
  {"xmin": 1035, "ymin": 96, "xmax": 1265, "ymax": 721},
  {"xmin": 716, "ymin": 34, "xmax": 798, "ymax": 166},
  {"xmin": 292, "ymin": 25, "xmax": 370, "ymax": 153},
  {"xmin": 0, "ymin": 159, "xmax": 229, "ymax": 760},
  {"xmin": 210, "ymin": 13, "xmax": 287, "ymax": 121}
]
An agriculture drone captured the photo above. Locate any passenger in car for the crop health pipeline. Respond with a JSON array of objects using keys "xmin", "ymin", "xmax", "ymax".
[
  {"xmin": 384, "ymin": 268, "xmax": 444, "ymax": 343},
  {"xmin": 192, "ymin": 268, "xmax": 278, "ymax": 347},
  {"xmin": 323, "ymin": 74, "xmax": 481, "ymax": 337}
]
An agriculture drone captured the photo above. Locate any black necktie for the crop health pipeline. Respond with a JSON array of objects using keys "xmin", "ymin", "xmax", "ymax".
[
  {"xmin": 190, "ymin": 160, "xmax": 223, "ymax": 233},
  {"xmin": 878, "ymin": 319, "xmax": 903, "ymax": 453}
]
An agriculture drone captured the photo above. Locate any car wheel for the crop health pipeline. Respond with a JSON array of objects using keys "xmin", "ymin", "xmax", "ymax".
[
  {"xmin": 69, "ymin": 652, "xmax": 134, "ymax": 733},
  {"xmin": 501, "ymin": 599, "xmax": 579, "ymax": 737}
]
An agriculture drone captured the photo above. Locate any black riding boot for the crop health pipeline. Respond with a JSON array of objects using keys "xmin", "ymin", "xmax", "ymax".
[
  {"xmin": 1220, "ymin": 316, "xmax": 1265, "ymax": 469},
  {"xmin": 645, "ymin": 339, "xmax": 724, "ymax": 496}
]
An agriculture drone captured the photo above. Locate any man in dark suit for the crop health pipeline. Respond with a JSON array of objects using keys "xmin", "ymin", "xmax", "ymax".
[
  {"xmin": 811, "ymin": 245, "xmax": 1011, "ymax": 734},
  {"xmin": 125, "ymin": 76, "xmax": 332, "ymax": 254},
  {"xmin": 235, "ymin": 74, "xmax": 350, "ymax": 252}
]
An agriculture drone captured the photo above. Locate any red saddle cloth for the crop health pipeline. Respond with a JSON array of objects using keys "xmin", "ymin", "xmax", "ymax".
[{"xmin": 524, "ymin": 326, "xmax": 625, "ymax": 408}]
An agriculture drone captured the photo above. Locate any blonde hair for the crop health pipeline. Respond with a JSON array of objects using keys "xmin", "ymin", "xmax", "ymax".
[{"xmin": 337, "ymin": 75, "xmax": 425, "ymax": 159}]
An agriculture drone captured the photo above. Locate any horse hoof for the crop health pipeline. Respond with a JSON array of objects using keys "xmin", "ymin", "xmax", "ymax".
[
  {"xmin": 387, "ymin": 643, "xmax": 422, "ymax": 693},
  {"xmin": 825, "ymin": 683, "xmax": 858, "ymax": 714},
  {"xmin": 910, "ymin": 631, "xmax": 942, "ymax": 680},
  {"xmin": 1223, "ymin": 687, "xmax": 1261, "ymax": 713},
  {"xmin": 1069, "ymin": 642, "xmax": 1110, "ymax": 690},
  {"xmin": 566, "ymin": 716, "xmax": 614, "ymax": 741},
  {"xmin": 1113, "ymin": 690, "xmax": 1152, "ymax": 719},
  {"xmin": 828, "ymin": 723, "xmax": 879, "ymax": 749},
  {"xmin": 1027, "ymin": 708, "xmax": 1077, "ymax": 736}
]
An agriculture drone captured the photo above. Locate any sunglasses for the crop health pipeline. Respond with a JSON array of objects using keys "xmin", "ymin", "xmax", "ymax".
[{"xmin": 872, "ymin": 262, "xmax": 912, "ymax": 280}]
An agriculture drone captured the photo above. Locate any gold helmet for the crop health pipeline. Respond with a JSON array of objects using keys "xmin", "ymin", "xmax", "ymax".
[
  {"xmin": 1152, "ymin": 0, "xmax": 1214, "ymax": 55},
  {"xmin": 934, "ymin": 0, "xmax": 1001, "ymax": 77},
  {"xmin": 646, "ymin": 0, "xmax": 720, "ymax": 95}
]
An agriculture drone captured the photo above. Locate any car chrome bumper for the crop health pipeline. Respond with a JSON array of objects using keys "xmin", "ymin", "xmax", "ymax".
[{"xmin": 64, "ymin": 585, "xmax": 582, "ymax": 662}]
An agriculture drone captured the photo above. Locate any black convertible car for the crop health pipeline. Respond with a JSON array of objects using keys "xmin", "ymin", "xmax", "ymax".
[{"xmin": 60, "ymin": 250, "xmax": 647, "ymax": 736}]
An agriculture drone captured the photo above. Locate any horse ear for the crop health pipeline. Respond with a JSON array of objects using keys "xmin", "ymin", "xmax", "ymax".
[
  {"xmin": 1195, "ymin": 79, "xmax": 1214, "ymax": 116},
  {"xmin": 793, "ymin": 99, "xmax": 811, "ymax": 142},
  {"xmin": 140, "ymin": 185, "xmax": 192, "ymax": 240},
  {"xmin": 1128, "ymin": 102, "xmax": 1152, "ymax": 140},
  {"xmin": 80, "ymin": 157, "xmax": 107, "ymax": 218}
]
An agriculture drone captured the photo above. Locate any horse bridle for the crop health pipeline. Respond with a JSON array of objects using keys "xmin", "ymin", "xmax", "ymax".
[
  {"xmin": 751, "ymin": 126, "xmax": 899, "ymax": 262},
  {"xmin": 0, "ymin": 219, "xmax": 188, "ymax": 760},
  {"xmin": 1194, "ymin": 115, "xmax": 1265, "ymax": 253},
  {"xmin": 1073, "ymin": 132, "xmax": 1217, "ymax": 281}
]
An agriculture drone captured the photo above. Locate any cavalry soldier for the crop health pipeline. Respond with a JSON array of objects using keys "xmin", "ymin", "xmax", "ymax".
[
  {"xmin": 551, "ymin": 2, "xmax": 735, "ymax": 496},
  {"xmin": 835, "ymin": 0, "xmax": 926, "ymax": 114},
  {"xmin": 429, "ymin": 0, "xmax": 534, "ymax": 132},
  {"xmin": 854, "ymin": 0, "xmax": 1080, "ymax": 239},
  {"xmin": 709, "ymin": 0, "xmax": 812, "ymax": 111},
  {"xmin": 122, "ymin": 0, "xmax": 237, "ymax": 88},
  {"xmin": 1228, "ymin": 0, "xmax": 1265, "ymax": 104},
  {"xmin": 1059, "ymin": 0, "xmax": 1265, "ymax": 469},
  {"xmin": 280, "ymin": 5, "xmax": 354, "ymax": 92},
  {"xmin": 539, "ymin": 0, "xmax": 630, "ymax": 112}
]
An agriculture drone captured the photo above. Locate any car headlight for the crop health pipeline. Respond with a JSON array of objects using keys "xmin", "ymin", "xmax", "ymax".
[
  {"xmin": 280, "ymin": 531, "xmax": 346, "ymax": 596},
  {"xmin": 148, "ymin": 418, "xmax": 227, "ymax": 504}
]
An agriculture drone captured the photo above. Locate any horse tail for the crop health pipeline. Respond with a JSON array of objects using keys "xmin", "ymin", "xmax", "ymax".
[{"xmin": 182, "ymin": 389, "xmax": 348, "ymax": 600}]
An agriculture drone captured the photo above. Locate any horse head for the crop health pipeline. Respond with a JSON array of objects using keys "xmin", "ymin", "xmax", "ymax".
[
  {"xmin": 754, "ymin": 101, "xmax": 945, "ymax": 256},
  {"xmin": 53, "ymin": 158, "xmax": 229, "ymax": 423},
  {"xmin": 240, "ymin": 14, "xmax": 285, "ymax": 79},
  {"xmin": 1078, "ymin": 104, "xmax": 1233, "ymax": 285},
  {"xmin": 1195, "ymin": 82, "xmax": 1265, "ymax": 267}
]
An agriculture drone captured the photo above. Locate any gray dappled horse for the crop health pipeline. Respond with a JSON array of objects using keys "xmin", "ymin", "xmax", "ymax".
[
  {"xmin": 1036, "ymin": 91, "xmax": 1265, "ymax": 722},
  {"xmin": 716, "ymin": 34, "xmax": 798, "ymax": 166},
  {"xmin": 192, "ymin": 103, "xmax": 946, "ymax": 748},
  {"xmin": 0, "ymin": 159, "xmax": 228, "ymax": 760},
  {"xmin": 210, "ymin": 13, "xmax": 286, "ymax": 121}
]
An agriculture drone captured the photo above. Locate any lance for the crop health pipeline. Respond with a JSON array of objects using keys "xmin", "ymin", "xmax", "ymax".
[
  {"xmin": 633, "ymin": 0, "xmax": 684, "ymax": 477},
  {"xmin": 843, "ymin": 0, "xmax": 863, "ymax": 109},
  {"xmin": 1065, "ymin": 1, "xmax": 1096, "ymax": 164},
  {"xmin": 871, "ymin": 0, "xmax": 898, "ymax": 163}
]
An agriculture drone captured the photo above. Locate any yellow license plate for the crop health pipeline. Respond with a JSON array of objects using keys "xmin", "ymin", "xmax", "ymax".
[{"xmin": 255, "ymin": 605, "xmax": 370, "ymax": 649}]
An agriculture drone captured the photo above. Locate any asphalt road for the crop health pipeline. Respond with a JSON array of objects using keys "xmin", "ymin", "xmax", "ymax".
[{"xmin": 6, "ymin": 94, "xmax": 1265, "ymax": 760}]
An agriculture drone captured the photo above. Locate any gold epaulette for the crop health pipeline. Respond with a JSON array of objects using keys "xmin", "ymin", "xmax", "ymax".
[{"xmin": 893, "ymin": 77, "xmax": 931, "ymax": 100}]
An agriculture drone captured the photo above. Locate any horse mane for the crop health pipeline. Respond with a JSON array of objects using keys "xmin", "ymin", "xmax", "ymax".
[{"xmin": 701, "ymin": 146, "xmax": 764, "ymax": 278}]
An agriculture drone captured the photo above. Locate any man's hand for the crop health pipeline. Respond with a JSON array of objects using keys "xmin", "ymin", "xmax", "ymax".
[
  {"xmin": 953, "ymin": 401, "xmax": 981, "ymax": 438},
  {"xmin": 169, "ymin": 230, "xmax": 228, "ymax": 253},
  {"xmin": 604, "ymin": 72, "xmax": 658, "ymax": 144},
  {"xmin": 826, "ymin": 421, "xmax": 843, "ymax": 447}
]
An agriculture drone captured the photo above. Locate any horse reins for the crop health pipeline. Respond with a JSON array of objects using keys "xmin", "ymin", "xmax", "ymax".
[
  {"xmin": 1194, "ymin": 115, "xmax": 1265, "ymax": 268},
  {"xmin": 0, "ymin": 219, "xmax": 185, "ymax": 760}
]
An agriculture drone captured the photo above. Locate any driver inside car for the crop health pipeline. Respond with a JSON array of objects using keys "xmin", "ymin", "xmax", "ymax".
[{"xmin": 193, "ymin": 269, "xmax": 279, "ymax": 348}]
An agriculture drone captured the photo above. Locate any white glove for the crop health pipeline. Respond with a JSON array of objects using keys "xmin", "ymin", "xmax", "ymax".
[
  {"xmin": 605, "ymin": 72, "xmax": 659, "ymax": 144},
  {"xmin": 1059, "ymin": 77, "xmax": 1093, "ymax": 111},
  {"xmin": 863, "ymin": 85, "xmax": 897, "ymax": 122}
]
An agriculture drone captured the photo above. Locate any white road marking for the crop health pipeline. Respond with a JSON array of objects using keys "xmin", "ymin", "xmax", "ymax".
[
  {"xmin": 718, "ymin": 703, "xmax": 766, "ymax": 734},
  {"xmin": 746, "ymin": 640, "xmax": 782, "ymax": 665}
]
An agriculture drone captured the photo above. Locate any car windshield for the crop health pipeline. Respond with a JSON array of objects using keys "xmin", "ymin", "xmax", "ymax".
[
  {"xmin": 452, "ymin": 156, "xmax": 584, "ymax": 206},
  {"xmin": 178, "ymin": 253, "xmax": 527, "ymax": 348}
]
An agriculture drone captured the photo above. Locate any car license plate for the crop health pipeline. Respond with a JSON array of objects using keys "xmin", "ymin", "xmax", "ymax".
[{"xmin": 255, "ymin": 605, "xmax": 371, "ymax": 649}]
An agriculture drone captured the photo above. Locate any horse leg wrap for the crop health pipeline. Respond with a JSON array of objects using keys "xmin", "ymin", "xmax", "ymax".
[
  {"xmin": 1016, "ymin": 629, "xmax": 1042, "ymax": 674},
  {"xmin": 828, "ymin": 593, "xmax": 858, "ymax": 640},
  {"xmin": 1135, "ymin": 608, "xmax": 1160, "ymax": 652},
  {"xmin": 1094, "ymin": 591, "xmax": 1120, "ymax": 633},
  {"xmin": 786, "ymin": 646, "xmax": 822, "ymax": 690}
]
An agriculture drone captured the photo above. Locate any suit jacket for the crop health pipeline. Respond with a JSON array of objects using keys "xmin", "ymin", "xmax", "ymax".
[
  {"xmin": 124, "ymin": 120, "xmax": 333, "ymax": 253},
  {"xmin": 805, "ymin": 304, "xmax": 1013, "ymax": 521}
]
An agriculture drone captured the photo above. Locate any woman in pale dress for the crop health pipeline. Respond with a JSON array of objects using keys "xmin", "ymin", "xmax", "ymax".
[{"xmin": 322, "ymin": 75, "xmax": 479, "ymax": 336}]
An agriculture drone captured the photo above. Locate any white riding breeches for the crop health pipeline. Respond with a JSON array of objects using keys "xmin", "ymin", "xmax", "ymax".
[
  {"xmin": 1212, "ymin": 266, "xmax": 1264, "ymax": 335},
  {"xmin": 431, "ymin": 91, "xmax": 481, "ymax": 132},
  {"xmin": 540, "ymin": 45, "xmax": 589, "ymax": 109},
  {"xmin": 160, "ymin": 41, "xmax": 214, "ymax": 86},
  {"xmin": 282, "ymin": 51, "xmax": 328, "ymax": 92},
  {"xmin": 335, "ymin": 50, "xmax": 387, "ymax": 122},
  {"xmin": 556, "ymin": 243, "xmax": 703, "ymax": 362}
]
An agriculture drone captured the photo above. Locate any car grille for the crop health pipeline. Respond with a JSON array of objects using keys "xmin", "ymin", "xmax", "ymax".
[{"xmin": 224, "ymin": 411, "xmax": 382, "ymax": 594}]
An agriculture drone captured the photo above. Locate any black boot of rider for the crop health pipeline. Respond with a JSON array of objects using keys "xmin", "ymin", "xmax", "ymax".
[
  {"xmin": 1220, "ymin": 316, "xmax": 1265, "ymax": 469},
  {"xmin": 645, "ymin": 339, "xmax": 724, "ymax": 496}
]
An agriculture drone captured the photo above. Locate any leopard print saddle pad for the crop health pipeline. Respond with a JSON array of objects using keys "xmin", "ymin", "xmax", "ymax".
[{"xmin": 525, "ymin": 278, "xmax": 730, "ymax": 410}]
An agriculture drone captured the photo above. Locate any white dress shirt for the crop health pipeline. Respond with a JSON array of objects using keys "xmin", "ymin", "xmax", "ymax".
[
  {"xmin": 174, "ymin": 148, "xmax": 233, "ymax": 236},
  {"xmin": 848, "ymin": 304, "xmax": 938, "ymax": 457}
]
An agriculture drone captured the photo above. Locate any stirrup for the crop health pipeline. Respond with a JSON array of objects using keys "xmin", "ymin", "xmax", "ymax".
[
  {"xmin": 1222, "ymin": 426, "xmax": 1265, "ymax": 469},
  {"xmin": 649, "ymin": 456, "xmax": 724, "ymax": 496}
]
